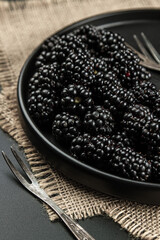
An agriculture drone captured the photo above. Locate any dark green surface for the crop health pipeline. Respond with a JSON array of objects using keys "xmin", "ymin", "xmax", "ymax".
[{"xmin": 0, "ymin": 129, "xmax": 132, "ymax": 240}]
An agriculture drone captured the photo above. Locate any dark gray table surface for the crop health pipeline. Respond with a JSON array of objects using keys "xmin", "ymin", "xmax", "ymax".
[{"xmin": 0, "ymin": 129, "xmax": 133, "ymax": 240}]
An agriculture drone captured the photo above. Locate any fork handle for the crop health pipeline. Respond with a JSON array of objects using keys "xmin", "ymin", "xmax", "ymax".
[{"xmin": 38, "ymin": 193, "xmax": 95, "ymax": 240}]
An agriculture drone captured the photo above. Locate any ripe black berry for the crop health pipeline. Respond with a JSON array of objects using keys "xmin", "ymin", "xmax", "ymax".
[
  {"xmin": 27, "ymin": 64, "xmax": 59, "ymax": 125},
  {"xmin": 109, "ymin": 147, "xmax": 151, "ymax": 181},
  {"xmin": 61, "ymin": 84, "xmax": 94, "ymax": 115},
  {"xmin": 35, "ymin": 35, "xmax": 60, "ymax": 67},
  {"xmin": 132, "ymin": 80, "xmax": 159, "ymax": 107},
  {"xmin": 153, "ymin": 95, "xmax": 160, "ymax": 118},
  {"xmin": 71, "ymin": 133, "xmax": 115, "ymax": 169},
  {"xmin": 83, "ymin": 106, "xmax": 115, "ymax": 136},
  {"xmin": 122, "ymin": 104, "xmax": 153, "ymax": 140},
  {"xmin": 52, "ymin": 112, "xmax": 80, "ymax": 143},
  {"xmin": 111, "ymin": 48, "xmax": 151, "ymax": 88},
  {"xmin": 150, "ymin": 155, "xmax": 160, "ymax": 182},
  {"xmin": 141, "ymin": 118, "xmax": 160, "ymax": 154},
  {"xmin": 103, "ymin": 85, "xmax": 135, "ymax": 119},
  {"xmin": 111, "ymin": 131, "xmax": 134, "ymax": 148}
]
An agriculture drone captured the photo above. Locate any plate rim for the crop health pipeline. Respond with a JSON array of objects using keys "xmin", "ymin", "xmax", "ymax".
[{"xmin": 17, "ymin": 8, "xmax": 160, "ymax": 192}]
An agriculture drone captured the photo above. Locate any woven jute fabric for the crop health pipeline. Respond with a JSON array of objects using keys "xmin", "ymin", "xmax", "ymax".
[{"xmin": 0, "ymin": 0, "xmax": 160, "ymax": 239}]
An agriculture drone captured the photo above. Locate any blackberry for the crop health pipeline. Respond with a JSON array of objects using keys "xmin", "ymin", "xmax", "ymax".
[
  {"xmin": 99, "ymin": 29, "xmax": 126, "ymax": 57},
  {"xmin": 61, "ymin": 84, "xmax": 94, "ymax": 115},
  {"xmin": 132, "ymin": 80, "xmax": 159, "ymax": 107},
  {"xmin": 122, "ymin": 104, "xmax": 153, "ymax": 140},
  {"xmin": 27, "ymin": 64, "xmax": 59, "ymax": 124},
  {"xmin": 103, "ymin": 85, "xmax": 135, "ymax": 118},
  {"xmin": 153, "ymin": 95, "xmax": 160, "ymax": 118},
  {"xmin": 103, "ymin": 98, "xmax": 118, "ymax": 118},
  {"xmin": 110, "ymin": 48, "xmax": 151, "ymax": 88},
  {"xmin": 141, "ymin": 118, "xmax": 160, "ymax": 154},
  {"xmin": 52, "ymin": 112, "xmax": 80, "ymax": 143},
  {"xmin": 36, "ymin": 33, "xmax": 88, "ymax": 67},
  {"xmin": 61, "ymin": 53, "xmax": 109, "ymax": 87},
  {"xmin": 111, "ymin": 131, "xmax": 134, "ymax": 148},
  {"xmin": 75, "ymin": 25, "xmax": 126, "ymax": 57},
  {"xmin": 71, "ymin": 133, "xmax": 115, "ymax": 169},
  {"xmin": 92, "ymin": 71, "xmax": 121, "ymax": 99},
  {"xmin": 74, "ymin": 25, "xmax": 102, "ymax": 54},
  {"xmin": 35, "ymin": 35, "xmax": 60, "ymax": 67},
  {"xmin": 83, "ymin": 106, "xmax": 115, "ymax": 136},
  {"xmin": 60, "ymin": 51, "xmax": 96, "ymax": 86},
  {"xmin": 150, "ymin": 155, "xmax": 160, "ymax": 182},
  {"xmin": 49, "ymin": 33, "xmax": 88, "ymax": 64},
  {"xmin": 108, "ymin": 147, "xmax": 151, "ymax": 181}
]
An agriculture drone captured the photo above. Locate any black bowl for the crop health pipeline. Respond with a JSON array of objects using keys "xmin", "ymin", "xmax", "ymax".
[{"xmin": 17, "ymin": 9, "xmax": 160, "ymax": 205}]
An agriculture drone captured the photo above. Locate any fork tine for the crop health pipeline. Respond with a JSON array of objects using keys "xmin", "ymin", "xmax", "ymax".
[
  {"xmin": 2, "ymin": 151, "xmax": 30, "ymax": 189},
  {"xmin": 133, "ymin": 34, "xmax": 151, "ymax": 59},
  {"xmin": 141, "ymin": 32, "xmax": 160, "ymax": 64},
  {"xmin": 10, "ymin": 147, "xmax": 36, "ymax": 183}
]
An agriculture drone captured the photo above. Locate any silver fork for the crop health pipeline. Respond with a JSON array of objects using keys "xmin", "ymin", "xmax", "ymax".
[
  {"xmin": 2, "ymin": 147, "xmax": 95, "ymax": 240},
  {"xmin": 126, "ymin": 32, "xmax": 160, "ymax": 72}
]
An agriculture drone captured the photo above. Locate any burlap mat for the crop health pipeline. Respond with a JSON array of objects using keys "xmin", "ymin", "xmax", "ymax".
[{"xmin": 0, "ymin": 0, "xmax": 160, "ymax": 239}]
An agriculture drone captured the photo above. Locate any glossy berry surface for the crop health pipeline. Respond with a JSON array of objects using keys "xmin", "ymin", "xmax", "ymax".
[
  {"xmin": 109, "ymin": 147, "xmax": 151, "ymax": 181},
  {"xmin": 27, "ymin": 24, "xmax": 160, "ymax": 183},
  {"xmin": 71, "ymin": 133, "xmax": 115, "ymax": 169},
  {"xmin": 83, "ymin": 106, "xmax": 115, "ymax": 136},
  {"xmin": 27, "ymin": 64, "xmax": 60, "ymax": 125},
  {"xmin": 52, "ymin": 112, "xmax": 80, "ymax": 143},
  {"xmin": 61, "ymin": 84, "xmax": 94, "ymax": 115},
  {"xmin": 150, "ymin": 155, "xmax": 160, "ymax": 182},
  {"xmin": 132, "ymin": 80, "xmax": 159, "ymax": 107},
  {"xmin": 141, "ymin": 118, "xmax": 160, "ymax": 154},
  {"xmin": 122, "ymin": 104, "xmax": 153, "ymax": 140}
]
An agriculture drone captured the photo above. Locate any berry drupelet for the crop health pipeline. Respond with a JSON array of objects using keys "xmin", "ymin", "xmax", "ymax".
[
  {"xmin": 36, "ymin": 33, "xmax": 88, "ymax": 67},
  {"xmin": 61, "ymin": 84, "xmax": 94, "ymax": 115},
  {"xmin": 52, "ymin": 112, "xmax": 81, "ymax": 143},
  {"xmin": 35, "ymin": 35, "xmax": 60, "ymax": 67},
  {"xmin": 60, "ymin": 51, "xmax": 96, "ymax": 86},
  {"xmin": 111, "ymin": 48, "xmax": 151, "ymax": 88},
  {"xmin": 98, "ymin": 29, "xmax": 126, "ymax": 57},
  {"xmin": 141, "ymin": 118, "xmax": 160, "ymax": 154},
  {"xmin": 50, "ymin": 33, "xmax": 88, "ymax": 64},
  {"xmin": 92, "ymin": 70, "xmax": 121, "ymax": 99},
  {"xmin": 122, "ymin": 104, "xmax": 153, "ymax": 140},
  {"xmin": 83, "ymin": 106, "xmax": 115, "ymax": 136},
  {"xmin": 108, "ymin": 146, "xmax": 151, "ymax": 181},
  {"xmin": 150, "ymin": 155, "xmax": 160, "ymax": 183},
  {"xmin": 103, "ymin": 85, "xmax": 135, "ymax": 119},
  {"xmin": 71, "ymin": 133, "xmax": 115, "ymax": 169},
  {"xmin": 27, "ymin": 64, "xmax": 60, "ymax": 125},
  {"xmin": 153, "ymin": 95, "xmax": 160, "ymax": 118},
  {"xmin": 111, "ymin": 131, "xmax": 134, "ymax": 148},
  {"xmin": 103, "ymin": 99, "xmax": 118, "ymax": 118},
  {"xmin": 74, "ymin": 25, "xmax": 102, "ymax": 54},
  {"xmin": 132, "ymin": 80, "xmax": 159, "ymax": 107},
  {"xmin": 75, "ymin": 25, "xmax": 126, "ymax": 57}
]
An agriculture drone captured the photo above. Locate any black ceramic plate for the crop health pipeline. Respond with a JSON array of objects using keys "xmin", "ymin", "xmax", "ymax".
[{"xmin": 18, "ymin": 9, "xmax": 160, "ymax": 205}]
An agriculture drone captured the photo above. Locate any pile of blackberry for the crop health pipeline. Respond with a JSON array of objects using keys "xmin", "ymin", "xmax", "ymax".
[{"xmin": 27, "ymin": 25, "xmax": 160, "ymax": 183}]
